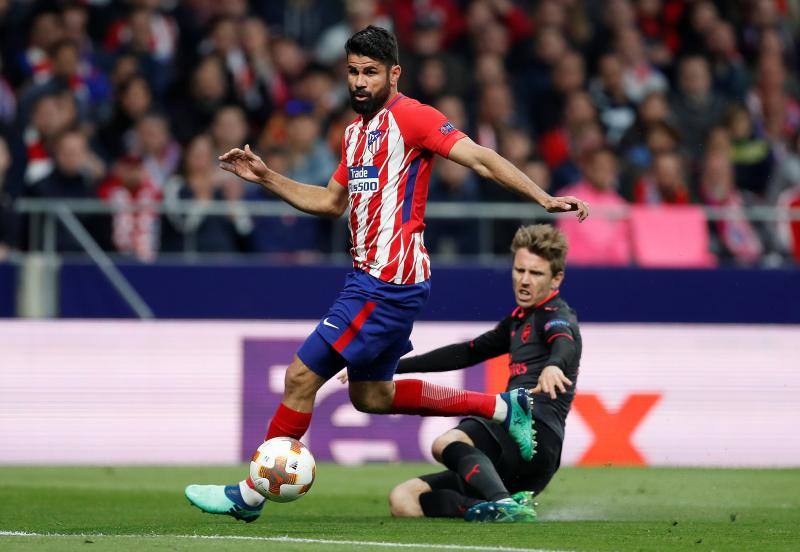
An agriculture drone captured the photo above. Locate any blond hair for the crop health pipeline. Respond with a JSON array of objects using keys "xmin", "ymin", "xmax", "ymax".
[{"xmin": 510, "ymin": 224, "xmax": 569, "ymax": 275}]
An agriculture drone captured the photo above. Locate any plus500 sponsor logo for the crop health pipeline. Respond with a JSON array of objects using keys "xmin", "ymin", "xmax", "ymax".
[{"xmin": 348, "ymin": 166, "xmax": 380, "ymax": 194}]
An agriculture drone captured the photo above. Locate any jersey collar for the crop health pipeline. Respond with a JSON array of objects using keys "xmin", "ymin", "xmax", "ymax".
[{"xmin": 359, "ymin": 93, "xmax": 404, "ymax": 128}]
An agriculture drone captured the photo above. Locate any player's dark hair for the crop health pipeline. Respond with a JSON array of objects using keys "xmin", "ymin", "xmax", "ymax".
[
  {"xmin": 511, "ymin": 224, "xmax": 569, "ymax": 276},
  {"xmin": 345, "ymin": 25, "xmax": 399, "ymax": 67}
]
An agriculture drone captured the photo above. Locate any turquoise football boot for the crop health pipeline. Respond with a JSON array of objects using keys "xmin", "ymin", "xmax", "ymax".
[
  {"xmin": 464, "ymin": 499, "xmax": 537, "ymax": 523},
  {"xmin": 511, "ymin": 490, "xmax": 537, "ymax": 509},
  {"xmin": 499, "ymin": 388, "xmax": 536, "ymax": 461},
  {"xmin": 185, "ymin": 484, "xmax": 264, "ymax": 523}
]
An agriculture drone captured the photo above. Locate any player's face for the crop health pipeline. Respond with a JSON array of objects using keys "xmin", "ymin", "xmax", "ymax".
[
  {"xmin": 512, "ymin": 249, "xmax": 564, "ymax": 308},
  {"xmin": 347, "ymin": 54, "xmax": 399, "ymax": 115}
]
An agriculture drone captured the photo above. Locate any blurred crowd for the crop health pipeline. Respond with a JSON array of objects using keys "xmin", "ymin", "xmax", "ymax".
[{"xmin": 0, "ymin": 0, "xmax": 799, "ymax": 266}]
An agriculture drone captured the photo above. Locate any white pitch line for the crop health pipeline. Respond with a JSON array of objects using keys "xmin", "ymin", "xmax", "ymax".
[{"xmin": 0, "ymin": 531, "xmax": 571, "ymax": 552}]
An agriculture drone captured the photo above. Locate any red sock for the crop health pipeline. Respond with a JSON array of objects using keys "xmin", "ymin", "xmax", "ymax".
[
  {"xmin": 265, "ymin": 402, "xmax": 313, "ymax": 440},
  {"xmin": 390, "ymin": 379, "xmax": 495, "ymax": 418}
]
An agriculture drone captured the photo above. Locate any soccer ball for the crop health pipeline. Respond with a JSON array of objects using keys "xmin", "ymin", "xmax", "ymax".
[{"xmin": 249, "ymin": 437, "xmax": 316, "ymax": 502}]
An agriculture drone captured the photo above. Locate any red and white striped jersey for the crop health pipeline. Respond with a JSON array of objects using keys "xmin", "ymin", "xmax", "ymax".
[{"xmin": 333, "ymin": 94, "xmax": 466, "ymax": 284}]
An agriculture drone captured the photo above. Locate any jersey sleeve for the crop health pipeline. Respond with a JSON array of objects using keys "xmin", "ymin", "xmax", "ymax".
[
  {"xmin": 396, "ymin": 103, "xmax": 466, "ymax": 157},
  {"xmin": 332, "ymin": 134, "xmax": 348, "ymax": 187},
  {"xmin": 538, "ymin": 309, "xmax": 579, "ymax": 370},
  {"xmin": 468, "ymin": 316, "xmax": 512, "ymax": 359},
  {"xmin": 396, "ymin": 317, "xmax": 512, "ymax": 374}
]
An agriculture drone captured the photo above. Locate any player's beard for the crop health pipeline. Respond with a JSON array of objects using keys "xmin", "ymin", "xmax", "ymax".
[{"xmin": 349, "ymin": 80, "xmax": 392, "ymax": 116}]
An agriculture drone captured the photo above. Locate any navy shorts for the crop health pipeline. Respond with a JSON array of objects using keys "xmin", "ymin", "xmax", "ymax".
[{"xmin": 297, "ymin": 269, "xmax": 430, "ymax": 381}]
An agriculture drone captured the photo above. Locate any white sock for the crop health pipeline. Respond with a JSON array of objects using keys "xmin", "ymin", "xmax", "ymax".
[
  {"xmin": 491, "ymin": 395, "xmax": 508, "ymax": 423},
  {"xmin": 239, "ymin": 479, "xmax": 266, "ymax": 507}
]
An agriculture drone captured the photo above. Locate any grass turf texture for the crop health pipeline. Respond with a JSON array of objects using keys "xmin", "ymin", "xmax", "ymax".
[{"xmin": 1, "ymin": 465, "xmax": 798, "ymax": 551}]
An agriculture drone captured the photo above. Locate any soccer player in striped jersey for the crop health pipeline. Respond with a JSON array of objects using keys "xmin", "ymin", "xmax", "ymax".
[{"xmin": 186, "ymin": 26, "xmax": 589, "ymax": 522}]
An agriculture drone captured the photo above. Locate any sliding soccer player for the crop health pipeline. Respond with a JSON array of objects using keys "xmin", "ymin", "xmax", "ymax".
[{"xmin": 386, "ymin": 225, "xmax": 581, "ymax": 522}]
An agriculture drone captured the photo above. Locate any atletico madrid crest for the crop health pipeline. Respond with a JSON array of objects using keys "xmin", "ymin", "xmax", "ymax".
[{"xmin": 367, "ymin": 130, "xmax": 384, "ymax": 154}]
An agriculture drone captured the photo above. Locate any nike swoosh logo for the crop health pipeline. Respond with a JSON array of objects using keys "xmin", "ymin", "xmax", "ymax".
[{"xmin": 323, "ymin": 318, "xmax": 339, "ymax": 330}]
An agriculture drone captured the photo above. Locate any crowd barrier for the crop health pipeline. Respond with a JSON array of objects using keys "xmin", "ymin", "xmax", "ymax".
[
  {"xmin": 1, "ymin": 320, "xmax": 798, "ymax": 467},
  {"xmin": 55, "ymin": 262, "xmax": 800, "ymax": 323}
]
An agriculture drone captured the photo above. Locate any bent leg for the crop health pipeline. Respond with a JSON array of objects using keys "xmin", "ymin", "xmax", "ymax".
[
  {"xmin": 347, "ymin": 378, "xmax": 501, "ymax": 420},
  {"xmin": 390, "ymin": 475, "xmax": 485, "ymax": 519},
  {"xmin": 432, "ymin": 425, "xmax": 510, "ymax": 502},
  {"xmin": 388, "ymin": 478, "xmax": 431, "ymax": 518}
]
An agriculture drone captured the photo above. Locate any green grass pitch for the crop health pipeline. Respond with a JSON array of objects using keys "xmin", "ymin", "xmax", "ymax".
[{"xmin": 1, "ymin": 464, "xmax": 798, "ymax": 551}]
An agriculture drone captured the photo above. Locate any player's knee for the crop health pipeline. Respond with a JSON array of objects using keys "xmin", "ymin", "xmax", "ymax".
[
  {"xmin": 389, "ymin": 480, "xmax": 426, "ymax": 518},
  {"xmin": 431, "ymin": 429, "xmax": 470, "ymax": 462}
]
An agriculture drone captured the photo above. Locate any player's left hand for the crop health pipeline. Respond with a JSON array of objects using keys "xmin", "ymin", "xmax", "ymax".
[
  {"xmin": 336, "ymin": 369, "xmax": 348, "ymax": 384},
  {"xmin": 544, "ymin": 196, "xmax": 589, "ymax": 222},
  {"xmin": 531, "ymin": 365, "xmax": 573, "ymax": 400}
]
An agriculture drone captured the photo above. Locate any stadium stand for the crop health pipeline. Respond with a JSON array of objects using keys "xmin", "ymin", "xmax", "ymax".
[{"xmin": 0, "ymin": 0, "xmax": 797, "ymax": 267}]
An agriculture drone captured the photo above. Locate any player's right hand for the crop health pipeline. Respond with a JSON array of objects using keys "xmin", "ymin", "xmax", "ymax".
[
  {"xmin": 219, "ymin": 144, "xmax": 268, "ymax": 183},
  {"xmin": 531, "ymin": 365, "xmax": 573, "ymax": 400},
  {"xmin": 336, "ymin": 369, "xmax": 348, "ymax": 384}
]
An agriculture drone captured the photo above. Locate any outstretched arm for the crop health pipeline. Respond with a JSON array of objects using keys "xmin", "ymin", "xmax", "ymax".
[
  {"xmin": 447, "ymin": 137, "xmax": 589, "ymax": 221},
  {"xmin": 219, "ymin": 145, "xmax": 348, "ymax": 218},
  {"xmin": 337, "ymin": 318, "xmax": 513, "ymax": 383},
  {"xmin": 397, "ymin": 317, "xmax": 513, "ymax": 374}
]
